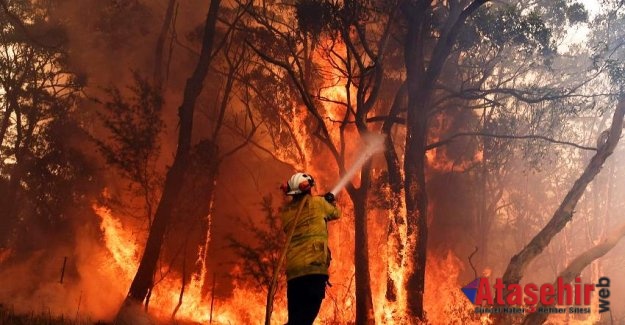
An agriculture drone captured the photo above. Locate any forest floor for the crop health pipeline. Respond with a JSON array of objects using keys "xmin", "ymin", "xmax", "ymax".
[
  {"xmin": 0, "ymin": 305, "xmax": 105, "ymax": 325},
  {"xmin": 0, "ymin": 305, "xmax": 208, "ymax": 325}
]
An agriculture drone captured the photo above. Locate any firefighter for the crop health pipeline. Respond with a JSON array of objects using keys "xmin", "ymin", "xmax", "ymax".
[{"xmin": 280, "ymin": 172, "xmax": 340, "ymax": 325}]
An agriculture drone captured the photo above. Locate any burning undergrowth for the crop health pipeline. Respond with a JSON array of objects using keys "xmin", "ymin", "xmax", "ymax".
[
  {"xmin": 2, "ymin": 1, "xmax": 625, "ymax": 324},
  {"xmin": 0, "ymin": 217, "xmax": 127, "ymax": 321},
  {"xmin": 0, "ymin": 170, "xmax": 486, "ymax": 325}
]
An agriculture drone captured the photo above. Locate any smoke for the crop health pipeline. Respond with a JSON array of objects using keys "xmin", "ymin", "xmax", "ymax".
[
  {"xmin": 2, "ymin": 1, "xmax": 625, "ymax": 323},
  {"xmin": 330, "ymin": 133, "xmax": 386, "ymax": 195},
  {"xmin": 0, "ymin": 221, "xmax": 128, "ymax": 320}
]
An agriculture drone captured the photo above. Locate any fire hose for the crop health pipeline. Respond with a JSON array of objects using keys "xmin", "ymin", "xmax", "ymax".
[
  {"xmin": 264, "ymin": 195, "xmax": 309, "ymax": 325},
  {"xmin": 264, "ymin": 134, "xmax": 384, "ymax": 325}
]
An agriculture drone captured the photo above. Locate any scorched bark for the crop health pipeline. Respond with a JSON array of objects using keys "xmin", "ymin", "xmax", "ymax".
[{"xmin": 123, "ymin": 0, "xmax": 221, "ymax": 305}]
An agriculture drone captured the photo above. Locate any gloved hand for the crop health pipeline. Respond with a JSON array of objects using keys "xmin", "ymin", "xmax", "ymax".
[{"xmin": 324, "ymin": 192, "xmax": 335, "ymax": 204}]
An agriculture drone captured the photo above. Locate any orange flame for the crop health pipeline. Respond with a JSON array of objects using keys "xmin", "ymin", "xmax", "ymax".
[
  {"xmin": 424, "ymin": 252, "xmax": 482, "ymax": 324},
  {"xmin": 94, "ymin": 204, "xmax": 292, "ymax": 323},
  {"xmin": 86, "ymin": 32, "xmax": 492, "ymax": 325}
]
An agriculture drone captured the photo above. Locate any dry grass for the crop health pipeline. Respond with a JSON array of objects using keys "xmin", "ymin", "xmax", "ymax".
[{"xmin": 0, "ymin": 305, "xmax": 107, "ymax": 325}]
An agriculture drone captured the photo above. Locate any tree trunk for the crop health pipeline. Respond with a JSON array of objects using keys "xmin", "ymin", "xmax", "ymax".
[
  {"xmin": 348, "ymin": 161, "xmax": 375, "ymax": 325},
  {"xmin": 403, "ymin": 90, "xmax": 429, "ymax": 321},
  {"xmin": 0, "ymin": 105, "xmax": 11, "ymax": 148},
  {"xmin": 401, "ymin": 1, "xmax": 488, "ymax": 318},
  {"xmin": 477, "ymin": 120, "xmax": 489, "ymax": 267},
  {"xmin": 497, "ymin": 95, "xmax": 625, "ymax": 322},
  {"xmin": 383, "ymin": 84, "xmax": 407, "ymax": 304},
  {"xmin": 121, "ymin": 0, "xmax": 221, "ymax": 309},
  {"xmin": 0, "ymin": 155, "xmax": 23, "ymax": 247},
  {"xmin": 153, "ymin": 0, "xmax": 176, "ymax": 90},
  {"xmin": 171, "ymin": 248, "xmax": 187, "ymax": 320},
  {"xmin": 173, "ymin": 140, "xmax": 219, "ymax": 295},
  {"xmin": 521, "ymin": 220, "xmax": 625, "ymax": 325},
  {"xmin": 402, "ymin": 0, "xmax": 429, "ymax": 318},
  {"xmin": 0, "ymin": 95, "xmax": 27, "ymax": 248}
]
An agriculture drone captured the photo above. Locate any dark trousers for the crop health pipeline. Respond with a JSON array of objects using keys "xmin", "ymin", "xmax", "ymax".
[{"xmin": 286, "ymin": 274, "xmax": 328, "ymax": 325}]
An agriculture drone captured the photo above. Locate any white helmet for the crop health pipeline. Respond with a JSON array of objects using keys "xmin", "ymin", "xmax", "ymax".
[{"xmin": 284, "ymin": 172, "xmax": 315, "ymax": 195}]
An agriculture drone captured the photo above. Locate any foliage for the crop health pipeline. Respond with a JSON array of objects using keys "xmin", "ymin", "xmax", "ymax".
[
  {"xmin": 565, "ymin": 2, "xmax": 589, "ymax": 24},
  {"xmin": 294, "ymin": 0, "xmax": 383, "ymax": 40},
  {"xmin": 227, "ymin": 195, "xmax": 286, "ymax": 292},
  {"xmin": 606, "ymin": 59, "xmax": 625, "ymax": 91},
  {"xmin": 0, "ymin": 0, "xmax": 68, "ymax": 48},
  {"xmin": 94, "ymin": 74, "xmax": 163, "ymax": 185},
  {"xmin": 93, "ymin": 73, "xmax": 164, "ymax": 225},
  {"xmin": 465, "ymin": 5, "xmax": 553, "ymax": 54},
  {"xmin": 3, "ymin": 0, "xmax": 625, "ymax": 322},
  {"xmin": 295, "ymin": 0, "xmax": 340, "ymax": 39},
  {"xmin": 0, "ymin": 0, "xmax": 89, "ymax": 250},
  {"xmin": 22, "ymin": 104, "xmax": 97, "ymax": 227}
]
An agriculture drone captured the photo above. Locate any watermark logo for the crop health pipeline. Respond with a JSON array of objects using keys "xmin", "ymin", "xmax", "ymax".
[
  {"xmin": 460, "ymin": 278, "xmax": 480, "ymax": 304},
  {"xmin": 460, "ymin": 277, "xmax": 611, "ymax": 314}
]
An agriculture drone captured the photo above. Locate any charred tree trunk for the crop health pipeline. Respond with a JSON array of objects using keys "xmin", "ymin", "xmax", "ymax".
[
  {"xmin": 124, "ymin": 99, "xmax": 188, "ymax": 304},
  {"xmin": 0, "ymin": 154, "xmax": 23, "ymax": 246},
  {"xmin": 403, "ymin": 2, "xmax": 430, "ymax": 319},
  {"xmin": 403, "ymin": 88, "xmax": 429, "ymax": 321},
  {"xmin": 383, "ymin": 83, "xmax": 407, "ymax": 303},
  {"xmin": 153, "ymin": 0, "xmax": 225, "ymax": 299},
  {"xmin": 122, "ymin": 0, "xmax": 221, "ymax": 309},
  {"xmin": 0, "ymin": 95, "xmax": 26, "ymax": 248},
  {"xmin": 174, "ymin": 140, "xmax": 219, "ymax": 295},
  {"xmin": 0, "ymin": 105, "xmax": 11, "ymax": 147},
  {"xmin": 401, "ymin": 2, "xmax": 490, "ymax": 319},
  {"xmin": 171, "ymin": 249, "xmax": 187, "ymax": 320},
  {"xmin": 347, "ymin": 161, "xmax": 375, "ymax": 325},
  {"xmin": 477, "ymin": 127, "xmax": 489, "ymax": 267},
  {"xmin": 153, "ymin": 0, "xmax": 176, "ymax": 90},
  {"xmin": 522, "ymin": 220, "xmax": 625, "ymax": 325},
  {"xmin": 498, "ymin": 95, "xmax": 625, "ymax": 322}
]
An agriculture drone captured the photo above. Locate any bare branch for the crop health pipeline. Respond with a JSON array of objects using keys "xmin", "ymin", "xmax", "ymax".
[
  {"xmin": 500, "ymin": 95, "xmax": 625, "ymax": 310},
  {"xmin": 427, "ymin": 132, "xmax": 597, "ymax": 151}
]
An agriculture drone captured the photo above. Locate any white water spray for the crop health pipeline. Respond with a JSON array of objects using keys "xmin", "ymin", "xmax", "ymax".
[{"xmin": 330, "ymin": 133, "xmax": 386, "ymax": 195}]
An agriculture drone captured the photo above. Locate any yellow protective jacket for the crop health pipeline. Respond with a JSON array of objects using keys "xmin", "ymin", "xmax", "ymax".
[{"xmin": 280, "ymin": 195, "xmax": 340, "ymax": 280}]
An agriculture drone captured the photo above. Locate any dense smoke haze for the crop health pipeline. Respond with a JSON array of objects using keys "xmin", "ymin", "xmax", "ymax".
[{"xmin": 1, "ymin": 0, "xmax": 625, "ymax": 324}]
